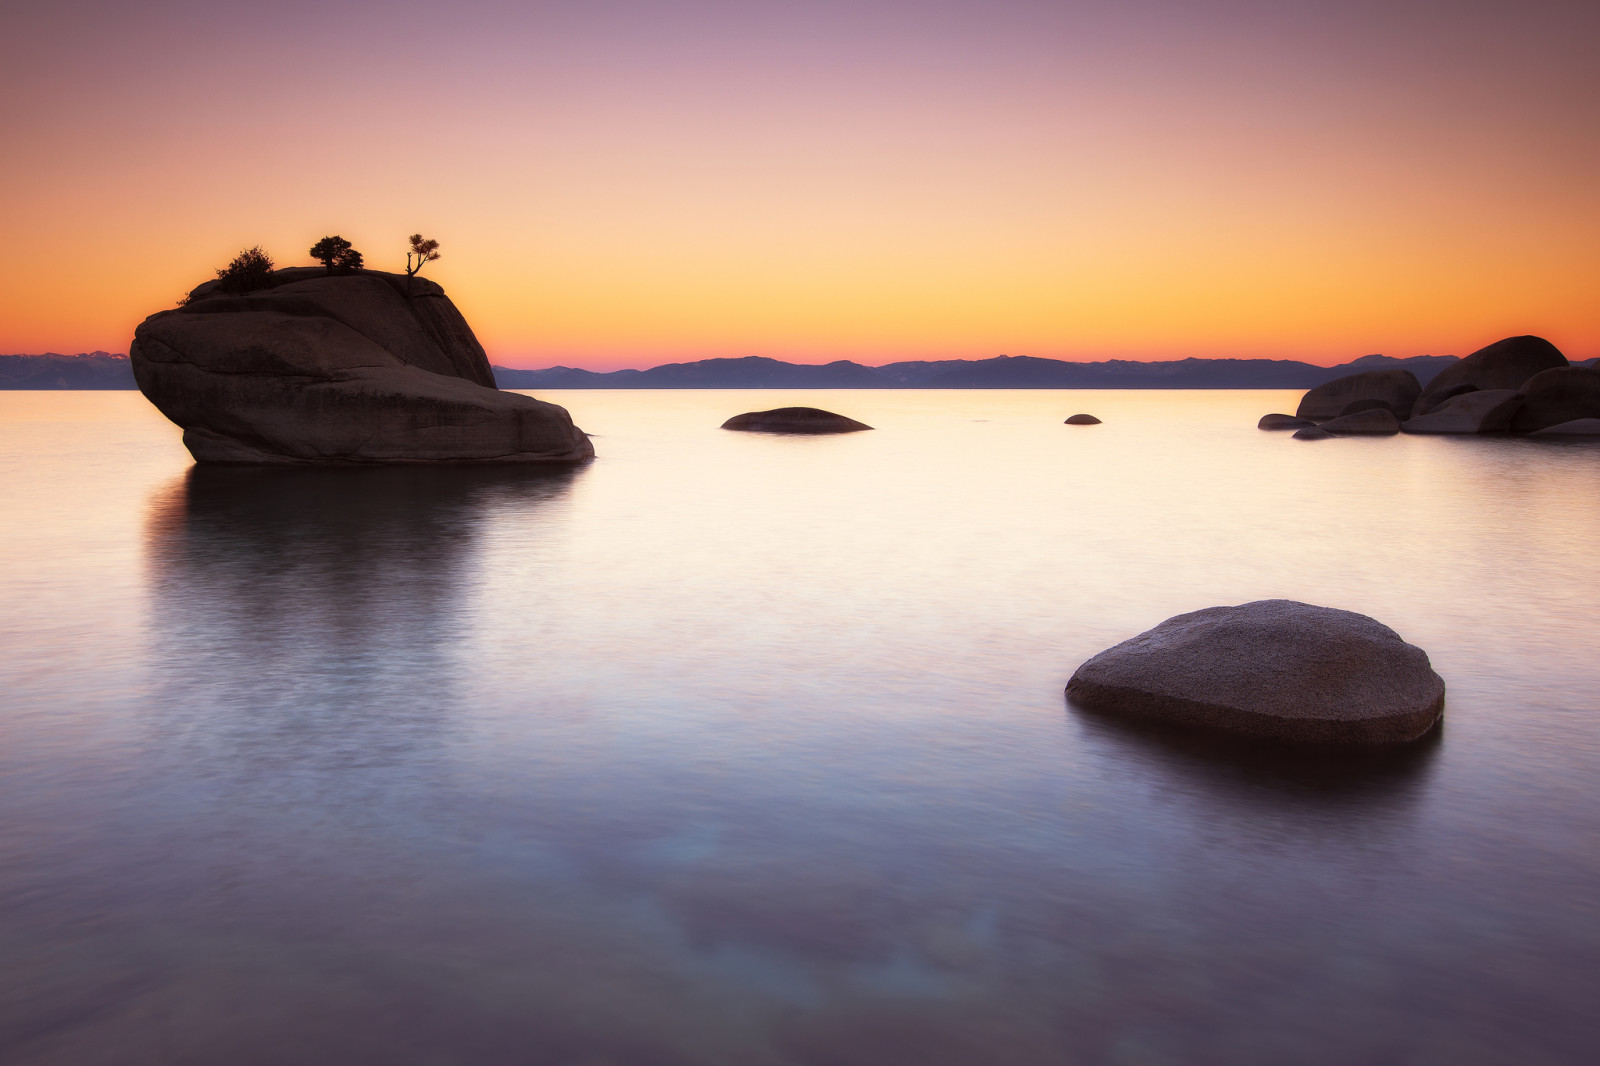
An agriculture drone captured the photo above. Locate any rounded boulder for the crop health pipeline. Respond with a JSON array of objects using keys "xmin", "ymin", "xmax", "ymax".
[
  {"xmin": 1259, "ymin": 413, "xmax": 1315, "ymax": 430},
  {"xmin": 1296, "ymin": 369, "xmax": 1421, "ymax": 421},
  {"xmin": 1508, "ymin": 366, "xmax": 1600, "ymax": 434},
  {"xmin": 1413, "ymin": 335, "xmax": 1566, "ymax": 416},
  {"xmin": 1063, "ymin": 414, "xmax": 1102, "ymax": 425},
  {"xmin": 1319, "ymin": 408, "xmax": 1401, "ymax": 434},
  {"xmin": 1066, "ymin": 599, "xmax": 1445, "ymax": 745}
]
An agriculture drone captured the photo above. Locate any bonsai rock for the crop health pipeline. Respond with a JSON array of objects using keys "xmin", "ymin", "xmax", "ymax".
[{"xmin": 131, "ymin": 268, "xmax": 593, "ymax": 464}]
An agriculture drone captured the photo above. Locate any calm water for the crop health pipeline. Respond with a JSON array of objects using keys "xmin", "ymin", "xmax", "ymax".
[{"xmin": 2, "ymin": 389, "xmax": 1597, "ymax": 1065}]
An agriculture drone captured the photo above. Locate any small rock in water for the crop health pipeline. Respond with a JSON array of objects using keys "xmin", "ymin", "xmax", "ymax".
[
  {"xmin": 1065, "ymin": 599, "xmax": 1445, "ymax": 745},
  {"xmin": 1063, "ymin": 414, "xmax": 1101, "ymax": 425},
  {"xmin": 1529, "ymin": 417, "xmax": 1600, "ymax": 437},
  {"xmin": 721, "ymin": 407, "xmax": 873, "ymax": 434},
  {"xmin": 1292, "ymin": 427, "xmax": 1333, "ymax": 440},
  {"xmin": 1258, "ymin": 413, "xmax": 1315, "ymax": 430}
]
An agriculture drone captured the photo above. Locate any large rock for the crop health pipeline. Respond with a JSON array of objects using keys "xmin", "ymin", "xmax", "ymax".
[
  {"xmin": 1413, "ymin": 335, "xmax": 1567, "ymax": 416},
  {"xmin": 1401, "ymin": 389, "xmax": 1522, "ymax": 434},
  {"xmin": 1296, "ymin": 369, "xmax": 1421, "ymax": 421},
  {"xmin": 1065, "ymin": 600, "xmax": 1445, "ymax": 745},
  {"xmin": 1319, "ymin": 408, "xmax": 1400, "ymax": 434},
  {"xmin": 1508, "ymin": 366, "xmax": 1600, "ymax": 434},
  {"xmin": 131, "ymin": 268, "xmax": 592, "ymax": 463},
  {"xmin": 721, "ymin": 407, "xmax": 873, "ymax": 433}
]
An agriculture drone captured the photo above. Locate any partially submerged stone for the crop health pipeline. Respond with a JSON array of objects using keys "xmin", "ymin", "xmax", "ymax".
[
  {"xmin": 1297, "ymin": 369, "xmax": 1421, "ymax": 421},
  {"xmin": 1401, "ymin": 389, "xmax": 1522, "ymax": 434},
  {"xmin": 1066, "ymin": 599, "xmax": 1445, "ymax": 745},
  {"xmin": 720, "ymin": 407, "xmax": 873, "ymax": 434},
  {"xmin": 1529, "ymin": 418, "xmax": 1600, "ymax": 437},
  {"xmin": 1412, "ymin": 335, "xmax": 1566, "ymax": 416},
  {"xmin": 1063, "ymin": 414, "xmax": 1102, "ymax": 425},
  {"xmin": 1258, "ymin": 413, "xmax": 1315, "ymax": 430},
  {"xmin": 1292, "ymin": 427, "xmax": 1333, "ymax": 440},
  {"xmin": 1319, "ymin": 408, "xmax": 1401, "ymax": 434},
  {"xmin": 131, "ymin": 268, "xmax": 592, "ymax": 464}
]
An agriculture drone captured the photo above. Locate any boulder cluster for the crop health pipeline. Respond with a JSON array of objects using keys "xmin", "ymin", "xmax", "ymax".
[
  {"xmin": 131, "ymin": 268, "xmax": 593, "ymax": 464},
  {"xmin": 1259, "ymin": 336, "xmax": 1600, "ymax": 440}
]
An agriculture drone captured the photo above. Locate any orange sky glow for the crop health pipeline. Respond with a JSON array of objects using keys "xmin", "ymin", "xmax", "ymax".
[{"xmin": 2, "ymin": 0, "xmax": 1596, "ymax": 371}]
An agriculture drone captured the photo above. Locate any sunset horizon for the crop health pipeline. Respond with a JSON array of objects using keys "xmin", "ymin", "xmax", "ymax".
[{"xmin": 5, "ymin": 1, "xmax": 1596, "ymax": 372}]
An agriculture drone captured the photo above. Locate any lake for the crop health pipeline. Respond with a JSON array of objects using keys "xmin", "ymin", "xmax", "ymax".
[{"xmin": 1, "ymin": 388, "xmax": 1597, "ymax": 1065}]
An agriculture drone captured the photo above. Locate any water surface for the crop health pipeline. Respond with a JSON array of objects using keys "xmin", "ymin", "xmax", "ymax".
[{"xmin": 2, "ymin": 389, "xmax": 1597, "ymax": 1064}]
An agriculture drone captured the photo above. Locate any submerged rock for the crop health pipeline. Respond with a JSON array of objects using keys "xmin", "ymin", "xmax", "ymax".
[
  {"xmin": 1319, "ymin": 409, "xmax": 1401, "ymax": 435},
  {"xmin": 1258, "ymin": 413, "xmax": 1315, "ymax": 430},
  {"xmin": 1063, "ymin": 414, "xmax": 1101, "ymax": 425},
  {"xmin": 720, "ymin": 407, "xmax": 873, "ymax": 434},
  {"xmin": 131, "ymin": 268, "xmax": 592, "ymax": 464},
  {"xmin": 1530, "ymin": 418, "xmax": 1600, "ymax": 437},
  {"xmin": 1508, "ymin": 366, "xmax": 1600, "ymax": 434},
  {"xmin": 1401, "ymin": 389, "xmax": 1522, "ymax": 434},
  {"xmin": 1296, "ymin": 369, "xmax": 1421, "ymax": 421},
  {"xmin": 1292, "ymin": 427, "xmax": 1333, "ymax": 440},
  {"xmin": 1413, "ymin": 335, "xmax": 1566, "ymax": 416},
  {"xmin": 1066, "ymin": 599, "xmax": 1445, "ymax": 745}
]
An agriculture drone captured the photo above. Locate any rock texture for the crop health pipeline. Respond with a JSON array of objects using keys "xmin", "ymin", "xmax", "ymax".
[
  {"xmin": 1065, "ymin": 599, "xmax": 1445, "ymax": 745},
  {"xmin": 1319, "ymin": 409, "xmax": 1401, "ymax": 434},
  {"xmin": 131, "ymin": 268, "xmax": 592, "ymax": 464},
  {"xmin": 1530, "ymin": 418, "xmax": 1600, "ymax": 437},
  {"xmin": 720, "ymin": 407, "xmax": 873, "ymax": 433},
  {"xmin": 1258, "ymin": 413, "xmax": 1315, "ymax": 430},
  {"xmin": 1401, "ymin": 389, "xmax": 1522, "ymax": 434},
  {"xmin": 1508, "ymin": 366, "xmax": 1600, "ymax": 434},
  {"xmin": 1296, "ymin": 369, "xmax": 1421, "ymax": 421},
  {"xmin": 1413, "ymin": 335, "xmax": 1567, "ymax": 416},
  {"xmin": 1063, "ymin": 414, "xmax": 1102, "ymax": 425}
]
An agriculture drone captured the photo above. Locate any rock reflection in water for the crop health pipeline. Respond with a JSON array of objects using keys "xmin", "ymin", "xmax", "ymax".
[{"xmin": 143, "ymin": 464, "xmax": 578, "ymax": 771}]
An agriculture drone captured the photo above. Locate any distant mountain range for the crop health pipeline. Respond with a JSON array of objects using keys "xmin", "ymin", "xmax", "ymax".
[
  {"xmin": 1, "ymin": 352, "xmax": 136, "ymax": 389},
  {"xmin": 491, "ymin": 353, "xmax": 1481, "ymax": 390},
  {"xmin": 7, "ymin": 350, "xmax": 1594, "ymax": 390}
]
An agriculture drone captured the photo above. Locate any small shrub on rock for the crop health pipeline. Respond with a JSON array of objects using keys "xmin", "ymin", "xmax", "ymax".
[{"xmin": 214, "ymin": 246, "xmax": 274, "ymax": 294}]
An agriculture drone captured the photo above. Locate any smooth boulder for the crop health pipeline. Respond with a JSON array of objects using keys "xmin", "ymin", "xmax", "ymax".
[
  {"xmin": 720, "ymin": 407, "xmax": 873, "ymax": 434},
  {"xmin": 1401, "ymin": 389, "xmax": 1522, "ymax": 434},
  {"xmin": 1259, "ymin": 413, "xmax": 1315, "ymax": 430},
  {"xmin": 1296, "ymin": 369, "xmax": 1421, "ymax": 421},
  {"xmin": 1508, "ymin": 366, "xmax": 1600, "ymax": 434},
  {"xmin": 1530, "ymin": 418, "xmax": 1600, "ymax": 437},
  {"xmin": 1413, "ymin": 335, "xmax": 1566, "ymax": 416},
  {"xmin": 1063, "ymin": 414, "xmax": 1101, "ymax": 425},
  {"xmin": 1292, "ymin": 427, "xmax": 1332, "ymax": 440},
  {"xmin": 1065, "ymin": 599, "xmax": 1445, "ymax": 745},
  {"xmin": 1319, "ymin": 408, "xmax": 1401, "ymax": 434},
  {"xmin": 131, "ymin": 268, "xmax": 593, "ymax": 464}
]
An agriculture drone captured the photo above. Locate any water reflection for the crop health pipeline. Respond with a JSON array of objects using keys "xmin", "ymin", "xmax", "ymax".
[{"xmin": 142, "ymin": 464, "xmax": 579, "ymax": 773}]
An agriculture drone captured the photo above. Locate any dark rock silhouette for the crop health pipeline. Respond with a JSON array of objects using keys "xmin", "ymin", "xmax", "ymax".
[
  {"xmin": 721, "ymin": 407, "xmax": 873, "ymax": 434},
  {"xmin": 1319, "ymin": 409, "xmax": 1401, "ymax": 434},
  {"xmin": 1296, "ymin": 369, "xmax": 1421, "ymax": 421},
  {"xmin": 130, "ymin": 268, "xmax": 592, "ymax": 464},
  {"xmin": 1508, "ymin": 366, "xmax": 1600, "ymax": 434},
  {"xmin": 1292, "ymin": 427, "xmax": 1333, "ymax": 440},
  {"xmin": 1402, "ymin": 390, "xmax": 1522, "ymax": 434},
  {"xmin": 1413, "ymin": 335, "xmax": 1566, "ymax": 416},
  {"xmin": 1258, "ymin": 413, "xmax": 1314, "ymax": 430},
  {"xmin": 1530, "ymin": 417, "xmax": 1600, "ymax": 437},
  {"xmin": 1063, "ymin": 414, "xmax": 1101, "ymax": 425},
  {"xmin": 1065, "ymin": 599, "xmax": 1445, "ymax": 745}
]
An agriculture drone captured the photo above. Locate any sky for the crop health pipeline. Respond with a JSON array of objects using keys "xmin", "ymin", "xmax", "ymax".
[{"xmin": 2, "ymin": 0, "xmax": 1596, "ymax": 370}]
